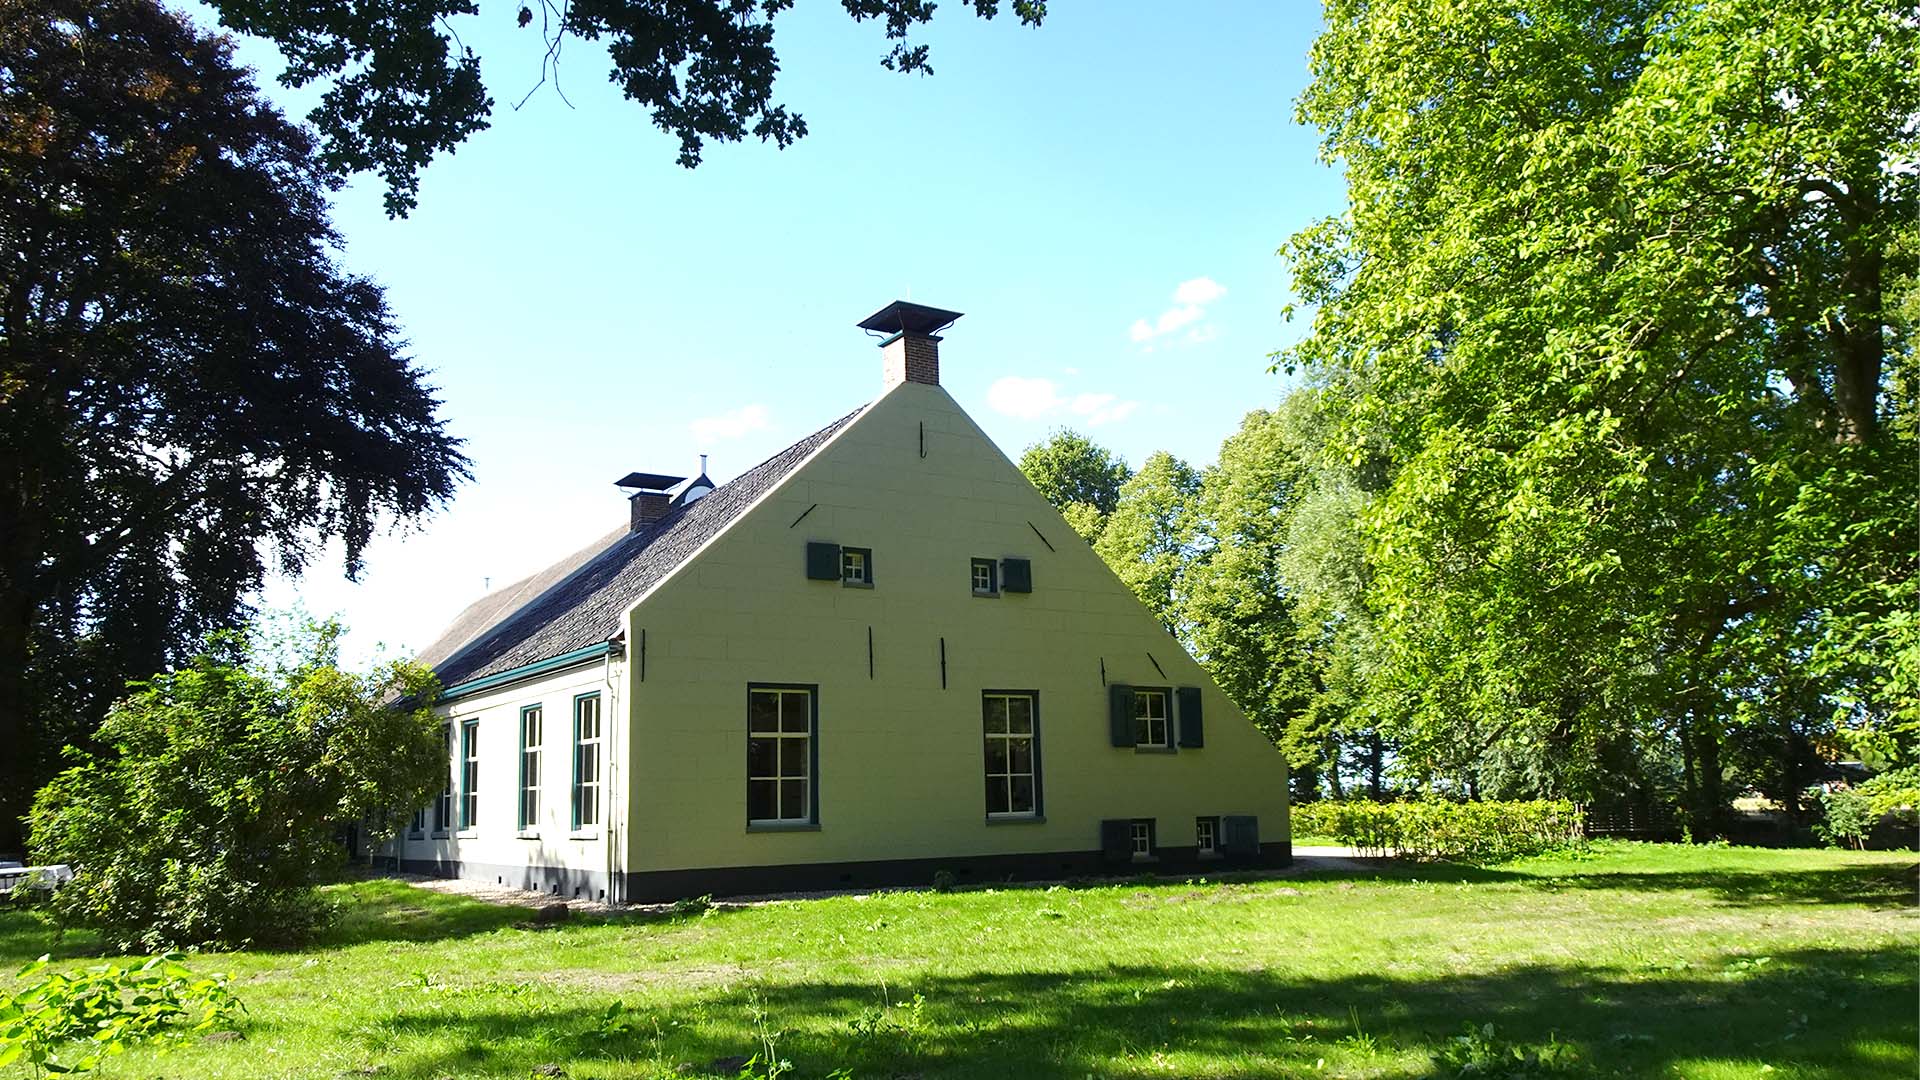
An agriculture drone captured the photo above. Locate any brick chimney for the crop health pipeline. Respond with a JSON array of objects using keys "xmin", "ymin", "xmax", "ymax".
[
  {"xmin": 614, "ymin": 472, "xmax": 686, "ymax": 533},
  {"xmin": 858, "ymin": 301, "xmax": 964, "ymax": 389}
]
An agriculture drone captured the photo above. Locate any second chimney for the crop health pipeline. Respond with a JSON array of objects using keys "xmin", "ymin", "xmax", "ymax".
[
  {"xmin": 614, "ymin": 471, "xmax": 686, "ymax": 532},
  {"xmin": 858, "ymin": 301, "xmax": 964, "ymax": 389}
]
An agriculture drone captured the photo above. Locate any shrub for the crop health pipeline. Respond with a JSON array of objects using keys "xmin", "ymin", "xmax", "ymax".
[
  {"xmin": 27, "ymin": 620, "xmax": 444, "ymax": 950},
  {"xmin": 0, "ymin": 953, "xmax": 244, "ymax": 1075},
  {"xmin": 1293, "ymin": 799, "xmax": 1584, "ymax": 862},
  {"xmin": 1435, "ymin": 1023, "xmax": 1578, "ymax": 1078},
  {"xmin": 1815, "ymin": 765, "xmax": 1920, "ymax": 849}
]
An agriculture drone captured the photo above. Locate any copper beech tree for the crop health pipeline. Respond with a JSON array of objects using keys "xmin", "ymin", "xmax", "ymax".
[{"xmin": 0, "ymin": 0, "xmax": 469, "ymax": 851}]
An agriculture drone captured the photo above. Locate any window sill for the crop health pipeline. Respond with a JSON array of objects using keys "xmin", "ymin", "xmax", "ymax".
[
  {"xmin": 986, "ymin": 813, "xmax": 1045, "ymax": 825},
  {"xmin": 972, "ymin": 590, "xmax": 999, "ymax": 598},
  {"xmin": 747, "ymin": 821, "xmax": 821, "ymax": 833},
  {"xmin": 429, "ymin": 831, "xmax": 450, "ymax": 840},
  {"xmin": 1133, "ymin": 745, "xmax": 1178, "ymax": 755},
  {"xmin": 568, "ymin": 831, "xmax": 601, "ymax": 841},
  {"xmin": 455, "ymin": 830, "xmax": 478, "ymax": 839},
  {"xmin": 841, "ymin": 580, "xmax": 874, "ymax": 590},
  {"xmin": 516, "ymin": 831, "xmax": 542, "ymax": 840}
]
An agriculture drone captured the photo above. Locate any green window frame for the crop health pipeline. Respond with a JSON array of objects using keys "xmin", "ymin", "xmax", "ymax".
[
  {"xmin": 571, "ymin": 693, "xmax": 603, "ymax": 831},
  {"xmin": 458, "ymin": 718, "xmax": 479, "ymax": 831},
  {"xmin": 433, "ymin": 722, "xmax": 453, "ymax": 832},
  {"xmin": 747, "ymin": 684, "xmax": 818, "ymax": 827},
  {"xmin": 518, "ymin": 705, "xmax": 543, "ymax": 832}
]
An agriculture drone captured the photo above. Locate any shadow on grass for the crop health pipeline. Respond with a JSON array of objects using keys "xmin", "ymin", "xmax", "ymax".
[
  {"xmin": 347, "ymin": 944, "xmax": 1913, "ymax": 1079},
  {"xmin": 1292, "ymin": 857, "xmax": 1918, "ymax": 908},
  {"xmin": 0, "ymin": 879, "xmax": 567, "ymax": 966}
]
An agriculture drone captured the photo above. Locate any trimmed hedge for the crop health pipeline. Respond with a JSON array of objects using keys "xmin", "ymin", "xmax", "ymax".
[{"xmin": 1292, "ymin": 799, "xmax": 1585, "ymax": 863}]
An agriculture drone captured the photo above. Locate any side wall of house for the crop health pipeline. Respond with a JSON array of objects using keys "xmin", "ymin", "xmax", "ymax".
[
  {"xmin": 389, "ymin": 659, "xmax": 626, "ymax": 901},
  {"xmin": 618, "ymin": 379, "xmax": 1289, "ymax": 897}
]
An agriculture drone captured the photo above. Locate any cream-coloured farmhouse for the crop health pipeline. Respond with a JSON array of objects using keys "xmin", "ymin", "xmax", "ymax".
[{"xmin": 388, "ymin": 302, "xmax": 1291, "ymax": 903}]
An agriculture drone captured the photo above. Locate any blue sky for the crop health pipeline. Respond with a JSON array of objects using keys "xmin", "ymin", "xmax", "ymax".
[{"xmin": 243, "ymin": 1, "xmax": 1343, "ymax": 661}]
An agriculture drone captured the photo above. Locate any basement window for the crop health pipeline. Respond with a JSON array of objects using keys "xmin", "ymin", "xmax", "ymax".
[
  {"xmin": 1196, "ymin": 816, "xmax": 1220, "ymax": 857},
  {"xmin": 1131, "ymin": 819, "xmax": 1157, "ymax": 861}
]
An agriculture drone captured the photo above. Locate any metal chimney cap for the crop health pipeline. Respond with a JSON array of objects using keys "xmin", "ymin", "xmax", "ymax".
[
  {"xmin": 857, "ymin": 300, "xmax": 964, "ymax": 338},
  {"xmin": 615, "ymin": 472, "xmax": 687, "ymax": 492}
]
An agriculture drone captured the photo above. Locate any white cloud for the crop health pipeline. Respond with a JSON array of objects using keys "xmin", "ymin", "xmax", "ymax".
[
  {"xmin": 689, "ymin": 403, "xmax": 771, "ymax": 443},
  {"xmin": 986, "ymin": 378, "xmax": 1138, "ymax": 427},
  {"xmin": 1130, "ymin": 276, "xmax": 1227, "ymax": 344},
  {"xmin": 986, "ymin": 376, "xmax": 1064, "ymax": 420}
]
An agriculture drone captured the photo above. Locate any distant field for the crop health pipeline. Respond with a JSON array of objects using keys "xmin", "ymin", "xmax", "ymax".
[{"xmin": 1, "ymin": 842, "xmax": 1913, "ymax": 1079}]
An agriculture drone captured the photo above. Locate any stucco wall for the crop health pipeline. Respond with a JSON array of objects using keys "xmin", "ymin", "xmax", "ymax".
[
  {"xmin": 620, "ymin": 379, "xmax": 1290, "ymax": 876},
  {"xmin": 397, "ymin": 660, "xmax": 624, "ymax": 899}
]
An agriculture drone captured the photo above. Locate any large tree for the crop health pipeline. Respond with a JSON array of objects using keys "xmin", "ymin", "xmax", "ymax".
[
  {"xmin": 0, "ymin": 0, "xmax": 469, "ymax": 851},
  {"xmin": 200, "ymin": 0, "xmax": 1048, "ymax": 214},
  {"xmin": 1018, "ymin": 428, "xmax": 1133, "ymax": 542},
  {"xmin": 1283, "ymin": 0, "xmax": 1916, "ymax": 828}
]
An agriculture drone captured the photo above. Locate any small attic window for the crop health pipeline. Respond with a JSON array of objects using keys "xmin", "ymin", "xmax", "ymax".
[
  {"xmin": 841, "ymin": 547, "xmax": 872, "ymax": 587},
  {"xmin": 971, "ymin": 558, "xmax": 998, "ymax": 596}
]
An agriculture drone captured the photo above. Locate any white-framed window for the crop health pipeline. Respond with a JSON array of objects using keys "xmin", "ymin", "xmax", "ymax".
[
  {"xmin": 1196, "ymin": 816, "xmax": 1219, "ymax": 855},
  {"xmin": 572, "ymin": 693, "xmax": 602, "ymax": 829},
  {"xmin": 984, "ymin": 691, "xmax": 1040, "ymax": 817},
  {"xmin": 1134, "ymin": 689, "xmax": 1171, "ymax": 748},
  {"xmin": 971, "ymin": 558, "xmax": 998, "ymax": 595},
  {"xmin": 519, "ymin": 705, "xmax": 543, "ymax": 832},
  {"xmin": 433, "ymin": 722, "xmax": 453, "ymax": 832},
  {"xmin": 458, "ymin": 719, "xmax": 480, "ymax": 831},
  {"xmin": 841, "ymin": 547, "xmax": 871, "ymax": 585},
  {"xmin": 1131, "ymin": 819, "xmax": 1155, "ymax": 860},
  {"xmin": 748, "ymin": 685, "xmax": 815, "ymax": 825}
]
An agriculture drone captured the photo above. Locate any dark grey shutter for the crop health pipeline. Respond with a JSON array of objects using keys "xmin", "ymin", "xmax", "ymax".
[
  {"xmin": 1223, "ymin": 815, "xmax": 1259, "ymax": 857},
  {"xmin": 1100, "ymin": 819, "xmax": 1132, "ymax": 863},
  {"xmin": 1108, "ymin": 684, "xmax": 1135, "ymax": 747},
  {"xmin": 1002, "ymin": 557, "xmax": 1032, "ymax": 593},
  {"xmin": 1176, "ymin": 686, "xmax": 1204, "ymax": 747},
  {"xmin": 805, "ymin": 542, "xmax": 841, "ymax": 580}
]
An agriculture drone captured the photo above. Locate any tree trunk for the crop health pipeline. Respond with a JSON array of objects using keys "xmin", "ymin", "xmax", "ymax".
[{"xmin": 1366, "ymin": 733, "xmax": 1384, "ymax": 799}]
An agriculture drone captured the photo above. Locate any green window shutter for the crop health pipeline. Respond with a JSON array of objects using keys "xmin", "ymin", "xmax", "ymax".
[
  {"xmin": 1108, "ymin": 684, "xmax": 1135, "ymax": 747},
  {"xmin": 1176, "ymin": 686, "xmax": 1204, "ymax": 748},
  {"xmin": 806, "ymin": 542, "xmax": 842, "ymax": 580},
  {"xmin": 1002, "ymin": 557, "xmax": 1032, "ymax": 593},
  {"xmin": 1100, "ymin": 819, "xmax": 1132, "ymax": 863},
  {"xmin": 1223, "ymin": 815, "xmax": 1259, "ymax": 857}
]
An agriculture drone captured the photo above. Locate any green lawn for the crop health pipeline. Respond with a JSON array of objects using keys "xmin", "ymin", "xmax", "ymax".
[{"xmin": 2, "ymin": 843, "xmax": 1913, "ymax": 1079}]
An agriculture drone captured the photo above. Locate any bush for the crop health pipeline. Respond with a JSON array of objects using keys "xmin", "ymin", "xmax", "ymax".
[
  {"xmin": 1814, "ymin": 765, "xmax": 1920, "ymax": 849},
  {"xmin": 1293, "ymin": 799, "xmax": 1584, "ymax": 862},
  {"xmin": 27, "ymin": 620, "xmax": 444, "ymax": 950},
  {"xmin": 0, "ymin": 953, "xmax": 244, "ymax": 1074}
]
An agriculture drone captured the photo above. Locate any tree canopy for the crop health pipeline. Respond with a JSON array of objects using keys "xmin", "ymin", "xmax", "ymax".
[
  {"xmin": 0, "ymin": 0, "xmax": 469, "ymax": 850},
  {"xmin": 200, "ymin": 0, "xmax": 1048, "ymax": 214},
  {"xmin": 1277, "ymin": 0, "xmax": 1915, "ymax": 827},
  {"xmin": 1043, "ymin": 0, "xmax": 1914, "ymax": 832},
  {"xmin": 1017, "ymin": 429, "xmax": 1133, "ymax": 542}
]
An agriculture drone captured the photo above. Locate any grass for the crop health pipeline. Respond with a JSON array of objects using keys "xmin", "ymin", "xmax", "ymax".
[{"xmin": 1, "ymin": 842, "xmax": 1913, "ymax": 1079}]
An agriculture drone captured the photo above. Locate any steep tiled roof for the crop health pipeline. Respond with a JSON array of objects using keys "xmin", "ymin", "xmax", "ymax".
[{"xmin": 420, "ymin": 407, "xmax": 863, "ymax": 690}]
